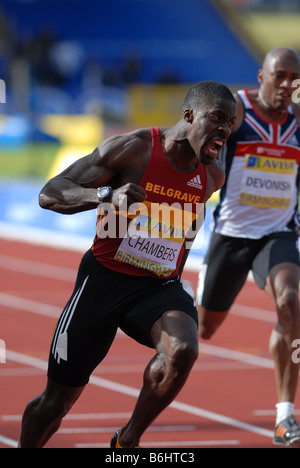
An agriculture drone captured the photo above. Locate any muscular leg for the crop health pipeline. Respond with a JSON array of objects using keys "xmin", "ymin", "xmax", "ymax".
[
  {"xmin": 266, "ymin": 262, "xmax": 300, "ymax": 403},
  {"xmin": 118, "ymin": 310, "xmax": 199, "ymax": 448},
  {"xmin": 19, "ymin": 379, "xmax": 85, "ymax": 448}
]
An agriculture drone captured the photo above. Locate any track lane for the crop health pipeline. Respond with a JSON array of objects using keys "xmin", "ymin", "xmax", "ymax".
[{"xmin": 1, "ymin": 238, "xmax": 296, "ymax": 448}]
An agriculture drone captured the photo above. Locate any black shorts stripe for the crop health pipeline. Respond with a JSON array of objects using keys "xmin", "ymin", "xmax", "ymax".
[
  {"xmin": 51, "ymin": 275, "xmax": 89, "ymax": 362},
  {"xmin": 47, "ymin": 250, "xmax": 198, "ymax": 387}
]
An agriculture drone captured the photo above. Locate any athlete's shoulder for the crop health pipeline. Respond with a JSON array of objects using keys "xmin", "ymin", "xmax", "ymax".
[
  {"xmin": 97, "ymin": 128, "xmax": 152, "ymax": 171},
  {"xmin": 98, "ymin": 128, "xmax": 152, "ymax": 153}
]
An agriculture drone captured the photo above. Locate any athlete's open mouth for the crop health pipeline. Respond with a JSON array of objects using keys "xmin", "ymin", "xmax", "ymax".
[{"xmin": 207, "ymin": 138, "xmax": 225, "ymax": 157}]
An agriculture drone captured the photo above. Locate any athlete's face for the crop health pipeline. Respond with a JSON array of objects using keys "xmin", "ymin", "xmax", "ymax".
[
  {"xmin": 258, "ymin": 54, "xmax": 300, "ymax": 112},
  {"xmin": 186, "ymin": 98, "xmax": 237, "ymax": 165}
]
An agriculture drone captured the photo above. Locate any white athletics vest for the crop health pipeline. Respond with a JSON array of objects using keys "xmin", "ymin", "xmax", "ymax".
[{"xmin": 213, "ymin": 90, "xmax": 300, "ymax": 239}]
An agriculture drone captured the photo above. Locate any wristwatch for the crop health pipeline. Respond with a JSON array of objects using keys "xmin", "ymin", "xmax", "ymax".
[{"xmin": 97, "ymin": 186, "xmax": 112, "ymax": 203}]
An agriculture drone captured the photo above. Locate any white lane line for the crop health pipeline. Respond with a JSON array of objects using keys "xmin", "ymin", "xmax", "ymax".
[
  {"xmin": 253, "ymin": 409, "xmax": 300, "ymax": 416},
  {"xmin": 0, "ymin": 434, "xmax": 18, "ymax": 448},
  {"xmin": 0, "ymin": 361, "xmax": 253, "ymax": 381},
  {"xmin": 0, "ymin": 251, "xmax": 277, "ymax": 325},
  {"xmin": 0, "ymin": 368, "xmax": 45, "ymax": 377},
  {"xmin": 0, "ymin": 254, "xmax": 77, "ymax": 282},
  {"xmin": 232, "ymin": 304, "xmax": 276, "ymax": 323},
  {"xmin": 1, "ymin": 412, "xmax": 133, "ymax": 422},
  {"xmin": 0, "ymin": 293, "xmax": 61, "ymax": 318},
  {"xmin": 199, "ymin": 343, "xmax": 274, "ymax": 369},
  {"xmin": 6, "ymin": 350, "xmax": 274, "ymax": 440},
  {"xmin": 0, "ymin": 223, "xmax": 90, "ymax": 253},
  {"xmin": 75, "ymin": 440, "xmax": 240, "ymax": 448},
  {"xmin": 57, "ymin": 425, "xmax": 196, "ymax": 435},
  {"xmin": 0, "ymin": 295, "xmax": 275, "ymax": 371},
  {"xmin": 0, "ymin": 288, "xmax": 276, "ymax": 325}
]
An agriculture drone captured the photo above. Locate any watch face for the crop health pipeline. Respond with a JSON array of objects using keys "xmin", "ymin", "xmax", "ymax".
[
  {"xmin": 99, "ymin": 187, "xmax": 109, "ymax": 198},
  {"xmin": 98, "ymin": 186, "xmax": 112, "ymax": 202}
]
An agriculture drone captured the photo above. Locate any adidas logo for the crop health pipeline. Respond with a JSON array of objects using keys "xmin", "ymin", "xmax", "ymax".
[{"xmin": 187, "ymin": 175, "xmax": 202, "ymax": 190}]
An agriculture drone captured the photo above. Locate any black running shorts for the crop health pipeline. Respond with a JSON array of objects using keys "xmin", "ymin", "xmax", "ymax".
[
  {"xmin": 48, "ymin": 250, "xmax": 198, "ymax": 387},
  {"xmin": 198, "ymin": 231, "xmax": 300, "ymax": 312}
]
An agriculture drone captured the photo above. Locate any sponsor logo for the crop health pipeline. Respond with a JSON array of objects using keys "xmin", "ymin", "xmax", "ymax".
[
  {"xmin": 256, "ymin": 146, "xmax": 286, "ymax": 157},
  {"xmin": 239, "ymin": 154, "xmax": 295, "ymax": 209},
  {"xmin": 245, "ymin": 154, "xmax": 295, "ymax": 174},
  {"xmin": 187, "ymin": 175, "xmax": 202, "ymax": 189}
]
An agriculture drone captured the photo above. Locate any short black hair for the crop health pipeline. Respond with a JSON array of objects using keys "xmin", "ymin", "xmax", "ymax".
[{"xmin": 183, "ymin": 80, "xmax": 235, "ymax": 110}]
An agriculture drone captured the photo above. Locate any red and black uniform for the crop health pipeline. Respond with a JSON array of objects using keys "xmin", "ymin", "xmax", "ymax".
[
  {"xmin": 48, "ymin": 128, "xmax": 206, "ymax": 387},
  {"xmin": 92, "ymin": 127, "xmax": 207, "ymax": 278}
]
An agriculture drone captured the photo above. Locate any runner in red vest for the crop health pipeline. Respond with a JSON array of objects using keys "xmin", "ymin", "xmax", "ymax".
[{"xmin": 18, "ymin": 81, "xmax": 236, "ymax": 448}]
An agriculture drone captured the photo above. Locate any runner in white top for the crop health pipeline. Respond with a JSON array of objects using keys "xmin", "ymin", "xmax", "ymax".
[
  {"xmin": 215, "ymin": 88, "xmax": 300, "ymax": 238},
  {"xmin": 196, "ymin": 47, "xmax": 300, "ymax": 447}
]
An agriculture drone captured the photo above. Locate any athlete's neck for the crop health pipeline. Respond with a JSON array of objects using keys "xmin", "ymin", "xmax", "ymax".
[
  {"xmin": 161, "ymin": 127, "xmax": 198, "ymax": 173},
  {"xmin": 256, "ymin": 89, "xmax": 287, "ymax": 122}
]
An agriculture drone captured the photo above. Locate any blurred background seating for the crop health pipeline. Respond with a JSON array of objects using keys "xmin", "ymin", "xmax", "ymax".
[{"xmin": 0, "ymin": 0, "xmax": 299, "ymax": 255}]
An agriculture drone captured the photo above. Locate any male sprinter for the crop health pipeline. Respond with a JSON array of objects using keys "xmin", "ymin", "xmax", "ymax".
[
  {"xmin": 197, "ymin": 48, "xmax": 300, "ymax": 447},
  {"xmin": 18, "ymin": 81, "xmax": 237, "ymax": 448}
]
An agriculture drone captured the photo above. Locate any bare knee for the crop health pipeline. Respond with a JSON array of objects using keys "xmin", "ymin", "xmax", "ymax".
[
  {"xmin": 146, "ymin": 341, "xmax": 198, "ymax": 389},
  {"xmin": 275, "ymin": 288, "xmax": 300, "ymax": 333},
  {"xmin": 169, "ymin": 340, "xmax": 199, "ymax": 378}
]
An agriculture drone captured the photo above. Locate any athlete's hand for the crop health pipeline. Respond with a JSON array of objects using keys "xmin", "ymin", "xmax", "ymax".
[{"xmin": 111, "ymin": 183, "xmax": 147, "ymax": 209}]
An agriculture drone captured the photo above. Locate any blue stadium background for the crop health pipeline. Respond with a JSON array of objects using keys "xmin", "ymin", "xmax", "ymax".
[
  {"xmin": 1, "ymin": 0, "xmax": 259, "ymax": 88},
  {"xmin": 0, "ymin": 0, "xmax": 261, "ymax": 264}
]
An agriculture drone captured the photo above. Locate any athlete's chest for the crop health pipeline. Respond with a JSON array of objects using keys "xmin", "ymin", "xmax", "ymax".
[{"xmin": 236, "ymin": 110, "xmax": 300, "ymax": 160}]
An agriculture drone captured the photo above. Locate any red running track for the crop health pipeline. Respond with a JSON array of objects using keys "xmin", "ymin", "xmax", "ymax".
[{"xmin": 0, "ymin": 237, "xmax": 299, "ymax": 449}]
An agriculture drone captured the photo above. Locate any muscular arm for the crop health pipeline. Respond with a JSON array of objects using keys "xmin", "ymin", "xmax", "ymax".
[
  {"xmin": 39, "ymin": 147, "xmax": 109, "ymax": 214},
  {"xmin": 39, "ymin": 131, "xmax": 149, "ymax": 214}
]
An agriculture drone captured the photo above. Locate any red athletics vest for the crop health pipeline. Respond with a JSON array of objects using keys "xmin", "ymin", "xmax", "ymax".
[{"xmin": 92, "ymin": 127, "xmax": 207, "ymax": 278}]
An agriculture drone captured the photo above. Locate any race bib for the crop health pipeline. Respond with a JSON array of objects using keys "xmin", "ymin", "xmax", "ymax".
[
  {"xmin": 114, "ymin": 201, "xmax": 201, "ymax": 277},
  {"xmin": 239, "ymin": 154, "xmax": 296, "ymax": 209}
]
